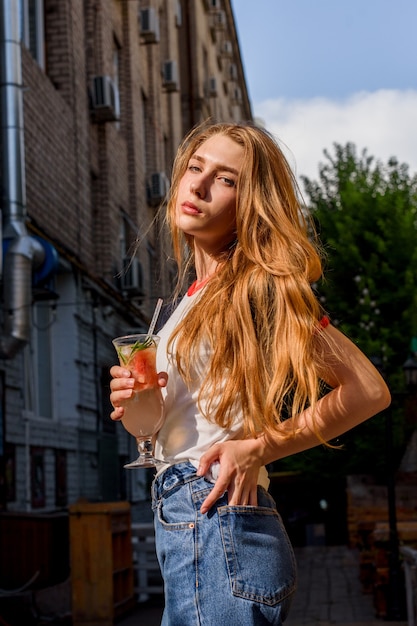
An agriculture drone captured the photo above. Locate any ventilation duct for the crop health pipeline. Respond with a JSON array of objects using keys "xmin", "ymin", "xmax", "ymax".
[{"xmin": 0, "ymin": 0, "xmax": 56, "ymax": 359}]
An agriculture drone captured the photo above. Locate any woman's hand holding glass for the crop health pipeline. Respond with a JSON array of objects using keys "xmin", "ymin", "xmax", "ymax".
[
  {"xmin": 109, "ymin": 365, "xmax": 168, "ymax": 422},
  {"xmin": 110, "ymin": 363, "xmax": 168, "ymax": 468}
]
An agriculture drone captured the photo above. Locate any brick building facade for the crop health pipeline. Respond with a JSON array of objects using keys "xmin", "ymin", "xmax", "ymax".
[{"xmin": 0, "ymin": 0, "xmax": 252, "ymax": 512}]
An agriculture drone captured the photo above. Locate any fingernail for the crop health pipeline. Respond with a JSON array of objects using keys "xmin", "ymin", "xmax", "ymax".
[{"xmin": 196, "ymin": 466, "xmax": 203, "ymax": 476}]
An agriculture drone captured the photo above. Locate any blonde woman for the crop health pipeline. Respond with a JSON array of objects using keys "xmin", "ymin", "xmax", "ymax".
[{"xmin": 110, "ymin": 122, "xmax": 390, "ymax": 625}]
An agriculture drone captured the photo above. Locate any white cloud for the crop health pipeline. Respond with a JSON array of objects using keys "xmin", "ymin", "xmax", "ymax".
[{"xmin": 254, "ymin": 89, "xmax": 417, "ymax": 186}]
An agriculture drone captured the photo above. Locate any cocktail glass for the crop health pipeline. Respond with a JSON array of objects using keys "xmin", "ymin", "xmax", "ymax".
[{"xmin": 112, "ymin": 333, "xmax": 165, "ymax": 469}]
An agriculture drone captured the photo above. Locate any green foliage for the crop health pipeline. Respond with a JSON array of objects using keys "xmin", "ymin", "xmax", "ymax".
[
  {"xmin": 290, "ymin": 143, "xmax": 417, "ymax": 479},
  {"xmin": 303, "ymin": 143, "xmax": 417, "ymax": 380}
]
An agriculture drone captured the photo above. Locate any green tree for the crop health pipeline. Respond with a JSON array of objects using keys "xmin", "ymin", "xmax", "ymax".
[
  {"xmin": 303, "ymin": 143, "xmax": 417, "ymax": 381},
  {"xmin": 275, "ymin": 144, "xmax": 417, "ymax": 481}
]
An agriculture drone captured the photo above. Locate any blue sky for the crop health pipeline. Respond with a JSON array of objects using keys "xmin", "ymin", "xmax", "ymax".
[{"xmin": 231, "ymin": 0, "xmax": 417, "ymax": 184}]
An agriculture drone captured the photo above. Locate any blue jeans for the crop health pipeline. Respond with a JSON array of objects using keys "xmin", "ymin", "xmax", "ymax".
[{"xmin": 151, "ymin": 462, "xmax": 297, "ymax": 625}]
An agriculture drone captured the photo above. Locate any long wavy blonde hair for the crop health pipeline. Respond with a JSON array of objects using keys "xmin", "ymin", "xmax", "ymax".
[{"xmin": 165, "ymin": 121, "xmax": 331, "ymax": 439}]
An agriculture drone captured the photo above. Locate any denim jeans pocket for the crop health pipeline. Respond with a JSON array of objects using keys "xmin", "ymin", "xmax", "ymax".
[
  {"xmin": 155, "ymin": 480, "xmax": 208, "ymax": 530},
  {"xmin": 217, "ymin": 503, "xmax": 297, "ymax": 606}
]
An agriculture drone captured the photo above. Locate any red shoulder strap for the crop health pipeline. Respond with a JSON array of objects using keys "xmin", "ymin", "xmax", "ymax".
[{"xmin": 319, "ymin": 315, "xmax": 330, "ymax": 329}]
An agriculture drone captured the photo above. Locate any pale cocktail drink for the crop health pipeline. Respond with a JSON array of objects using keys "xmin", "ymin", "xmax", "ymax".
[{"xmin": 112, "ymin": 333, "xmax": 165, "ymax": 468}]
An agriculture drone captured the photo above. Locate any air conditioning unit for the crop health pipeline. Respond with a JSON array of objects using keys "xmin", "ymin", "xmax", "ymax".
[
  {"xmin": 162, "ymin": 60, "xmax": 179, "ymax": 92},
  {"xmin": 221, "ymin": 40, "xmax": 233, "ymax": 57},
  {"xmin": 91, "ymin": 76, "xmax": 120, "ymax": 123},
  {"xmin": 147, "ymin": 172, "xmax": 169, "ymax": 206},
  {"xmin": 139, "ymin": 7, "xmax": 160, "ymax": 43},
  {"xmin": 207, "ymin": 76, "xmax": 218, "ymax": 97},
  {"xmin": 121, "ymin": 257, "xmax": 144, "ymax": 296}
]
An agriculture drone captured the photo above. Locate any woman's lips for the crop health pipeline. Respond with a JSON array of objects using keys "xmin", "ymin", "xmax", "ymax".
[{"xmin": 181, "ymin": 201, "xmax": 201, "ymax": 215}]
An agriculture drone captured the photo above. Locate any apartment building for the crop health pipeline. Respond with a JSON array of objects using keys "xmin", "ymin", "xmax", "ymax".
[{"xmin": 0, "ymin": 0, "xmax": 252, "ymax": 512}]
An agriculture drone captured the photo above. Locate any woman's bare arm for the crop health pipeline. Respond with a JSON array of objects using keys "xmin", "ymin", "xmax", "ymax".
[{"xmin": 197, "ymin": 324, "xmax": 391, "ymax": 513}]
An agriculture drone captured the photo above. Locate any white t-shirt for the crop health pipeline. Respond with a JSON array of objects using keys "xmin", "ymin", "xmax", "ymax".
[{"xmin": 154, "ymin": 288, "xmax": 269, "ymax": 489}]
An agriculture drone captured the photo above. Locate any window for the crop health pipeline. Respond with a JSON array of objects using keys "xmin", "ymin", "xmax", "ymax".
[
  {"xmin": 113, "ymin": 40, "xmax": 121, "ymax": 94},
  {"xmin": 142, "ymin": 92, "xmax": 152, "ymax": 175},
  {"xmin": 19, "ymin": 0, "xmax": 45, "ymax": 68},
  {"xmin": 5, "ymin": 444, "xmax": 16, "ymax": 504},
  {"xmin": 32, "ymin": 302, "xmax": 55, "ymax": 419},
  {"xmin": 55, "ymin": 449, "xmax": 67, "ymax": 507},
  {"xmin": 119, "ymin": 215, "xmax": 128, "ymax": 260},
  {"xmin": 147, "ymin": 243, "xmax": 157, "ymax": 308},
  {"xmin": 101, "ymin": 367, "xmax": 116, "ymax": 434},
  {"xmin": 1, "ymin": 371, "xmax": 15, "ymax": 507},
  {"xmin": 31, "ymin": 447, "xmax": 45, "ymax": 508},
  {"xmin": 112, "ymin": 38, "xmax": 122, "ymax": 125}
]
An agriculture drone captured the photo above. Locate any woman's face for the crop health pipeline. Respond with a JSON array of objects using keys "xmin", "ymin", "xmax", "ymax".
[{"xmin": 176, "ymin": 133, "xmax": 244, "ymax": 251}]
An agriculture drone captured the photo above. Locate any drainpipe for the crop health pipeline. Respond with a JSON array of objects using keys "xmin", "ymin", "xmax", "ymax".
[{"xmin": 0, "ymin": 0, "xmax": 46, "ymax": 359}]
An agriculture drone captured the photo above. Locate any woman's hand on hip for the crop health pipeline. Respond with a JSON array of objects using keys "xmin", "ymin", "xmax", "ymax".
[{"xmin": 197, "ymin": 439, "xmax": 264, "ymax": 514}]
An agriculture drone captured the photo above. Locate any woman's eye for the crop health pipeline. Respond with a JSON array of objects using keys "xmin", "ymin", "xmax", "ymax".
[
  {"xmin": 189, "ymin": 165, "xmax": 201, "ymax": 172},
  {"xmin": 220, "ymin": 176, "xmax": 236, "ymax": 187}
]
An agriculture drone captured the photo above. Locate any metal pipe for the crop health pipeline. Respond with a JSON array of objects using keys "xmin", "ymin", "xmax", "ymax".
[
  {"xmin": 0, "ymin": 236, "xmax": 45, "ymax": 358},
  {"xmin": 0, "ymin": 0, "xmax": 27, "ymax": 239},
  {"xmin": 0, "ymin": 0, "xmax": 46, "ymax": 358}
]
